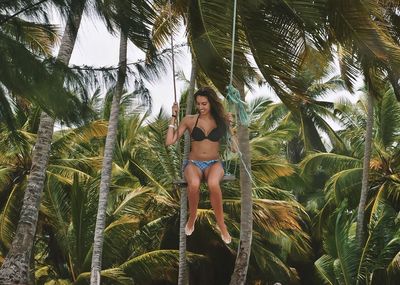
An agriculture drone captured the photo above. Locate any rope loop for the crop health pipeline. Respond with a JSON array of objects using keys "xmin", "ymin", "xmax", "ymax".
[{"xmin": 226, "ymin": 84, "xmax": 249, "ymax": 127}]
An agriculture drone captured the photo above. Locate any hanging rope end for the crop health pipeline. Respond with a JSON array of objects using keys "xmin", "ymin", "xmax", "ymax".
[{"xmin": 225, "ymin": 85, "xmax": 250, "ymax": 127}]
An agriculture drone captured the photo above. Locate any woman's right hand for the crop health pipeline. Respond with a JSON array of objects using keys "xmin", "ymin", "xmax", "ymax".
[
  {"xmin": 226, "ymin": 112, "xmax": 234, "ymax": 126},
  {"xmin": 172, "ymin": 102, "xmax": 179, "ymax": 117}
]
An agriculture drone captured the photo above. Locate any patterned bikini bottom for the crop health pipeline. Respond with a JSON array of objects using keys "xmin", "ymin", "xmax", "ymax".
[{"xmin": 183, "ymin": 159, "xmax": 224, "ymax": 174}]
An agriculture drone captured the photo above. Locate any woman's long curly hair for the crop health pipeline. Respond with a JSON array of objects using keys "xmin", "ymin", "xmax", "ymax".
[{"xmin": 194, "ymin": 87, "xmax": 227, "ymax": 134}]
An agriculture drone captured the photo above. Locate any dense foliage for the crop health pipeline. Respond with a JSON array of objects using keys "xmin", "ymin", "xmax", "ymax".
[{"xmin": 0, "ymin": 1, "xmax": 399, "ymax": 284}]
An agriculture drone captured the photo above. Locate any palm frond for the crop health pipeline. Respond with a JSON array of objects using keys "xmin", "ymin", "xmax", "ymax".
[
  {"xmin": 337, "ymin": 45, "xmax": 360, "ymax": 92},
  {"xmin": 102, "ymin": 215, "xmax": 144, "ymax": 269},
  {"xmin": 357, "ymin": 198, "xmax": 400, "ymax": 283},
  {"xmin": 151, "ymin": 3, "xmax": 181, "ymax": 49},
  {"xmin": 1, "ymin": 16, "xmax": 59, "ymax": 55},
  {"xmin": 324, "ymin": 168, "xmax": 363, "ymax": 207},
  {"xmin": 252, "ymin": 185, "xmax": 297, "ymax": 201},
  {"xmin": 387, "ymin": 251, "xmax": 400, "ymax": 283},
  {"xmin": 0, "ymin": 167, "xmax": 13, "ymax": 189},
  {"xmin": 251, "ymin": 156, "xmax": 295, "ymax": 184},
  {"xmin": 223, "ymin": 198, "xmax": 311, "ymax": 256},
  {"xmin": 315, "ymin": 254, "xmax": 336, "ymax": 285},
  {"xmin": 51, "ymin": 120, "xmax": 108, "ymax": 155},
  {"xmin": 69, "ymin": 175, "xmax": 99, "ymax": 272},
  {"xmin": 384, "ymin": 182, "xmax": 400, "ymax": 207},
  {"xmin": 375, "ymin": 86, "xmax": 400, "ymax": 148},
  {"xmin": 94, "ymin": 0, "xmax": 156, "ymax": 55},
  {"xmin": 321, "ymin": 206, "xmax": 360, "ymax": 285},
  {"xmin": 40, "ymin": 175, "xmax": 71, "ymax": 257},
  {"xmin": 327, "ymin": 0, "xmax": 400, "ymax": 65},
  {"xmin": 188, "ymin": 0, "xmax": 254, "ymax": 92},
  {"xmin": 0, "ymin": 181, "xmax": 25, "ymax": 249},
  {"xmin": 0, "ymin": 83, "xmax": 17, "ymax": 130},
  {"xmin": 300, "ymin": 153, "xmax": 362, "ymax": 177},
  {"xmin": 239, "ymin": 0, "xmax": 319, "ymax": 96},
  {"xmin": 251, "ymin": 240, "xmax": 299, "ymax": 284},
  {"xmin": 129, "ymin": 216, "xmax": 173, "ymax": 257},
  {"xmin": 75, "ymin": 267, "xmax": 132, "ymax": 285},
  {"xmin": 121, "ymin": 250, "xmax": 208, "ymax": 284}
]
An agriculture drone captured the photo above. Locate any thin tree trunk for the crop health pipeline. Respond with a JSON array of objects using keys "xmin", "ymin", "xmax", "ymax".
[
  {"xmin": 178, "ymin": 58, "xmax": 196, "ymax": 285},
  {"xmin": 356, "ymin": 91, "xmax": 374, "ymax": 245},
  {"xmin": 230, "ymin": 84, "xmax": 252, "ymax": 285},
  {"xmin": 0, "ymin": 4, "xmax": 84, "ymax": 284},
  {"xmin": 90, "ymin": 31, "xmax": 127, "ymax": 285},
  {"xmin": 183, "ymin": 59, "xmax": 196, "ymax": 159}
]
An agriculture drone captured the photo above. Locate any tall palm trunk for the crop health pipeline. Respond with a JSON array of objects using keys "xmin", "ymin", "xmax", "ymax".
[
  {"xmin": 90, "ymin": 31, "xmax": 127, "ymax": 285},
  {"xmin": 0, "ymin": 4, "xmax": 85, "ymax": 284},
  {"xmin": 230, "ymin": 84, "xmax": 252, "ymax": 285},
  {"xmin": 177, "ymin": 59, "xmax": 196, "ymax": 285},
  {"xmin": 356, "ymin": 90, "xmax": 374, "ymax": 245}
]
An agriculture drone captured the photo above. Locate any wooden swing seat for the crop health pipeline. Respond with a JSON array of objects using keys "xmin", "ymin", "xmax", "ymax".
[{"xmin": 173, "ymin": 174, "xmax": 236, "ymax": 187}]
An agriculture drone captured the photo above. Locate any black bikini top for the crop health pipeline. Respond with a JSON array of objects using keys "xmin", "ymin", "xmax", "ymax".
[{"xmin": 191, "ymin": 115, "xmax": 224, "ymax": 142}]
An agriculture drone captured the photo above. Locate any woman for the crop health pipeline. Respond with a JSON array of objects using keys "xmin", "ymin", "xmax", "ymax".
[{"xmin": 165, "ymin": 87, "xmax": 234, "ymax": 244}]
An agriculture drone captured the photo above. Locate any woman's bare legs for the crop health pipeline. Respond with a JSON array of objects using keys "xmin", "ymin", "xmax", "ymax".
[
  {"xmin": 205, "ymin": 162, "xmax": 231, "ymax": 243},
  {"xmin": 184, "ymin": 163, "xmax": 202, "ymax": 235}
]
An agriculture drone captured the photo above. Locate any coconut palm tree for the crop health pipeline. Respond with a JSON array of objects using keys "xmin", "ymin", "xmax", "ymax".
[
  {"xmin": 140, "ymin": 100, "xmax": 313, "ymax": 284},
  {"xmin": 299, "ymin": 86, "xmax": 400, "ymax": 282},
  {"xmin": 0, "ymin": 97, "xmax": 206, "ymax": 284},
  {"xmin": 148, "ymin": 1, "xmax": 400, "ymax": 283},
  {"xmin": 301, "ymin": 85, "xmax": 400, "ymax": 216},
  {"xmin": 321, "ymin": 0, "xmax": 400, "ymax": 245},
  {"xmin": 0, "ymin": 0, "xmax": 159, "ymax": 282},
  {"xmin": 0, "ymin": 1, "xmax": 88, "ymax": 130},
  {"xmin": 89, "ymin": 0, "xmax": 165, "ymax": 281},
  {"xmin": 90, "ymin": 31, "xmax": 127, "ymax": 285},
  {"xmin": 0, "ymin": 1, "xmax": 90, "ymax": 281},
  {"xmin": 1, "ymin": 83, "xmax": 313, "ymax": 284}
]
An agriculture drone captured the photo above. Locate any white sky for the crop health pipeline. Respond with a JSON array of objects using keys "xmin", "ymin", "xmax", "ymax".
[
  {"xmin": 55, "ymin": 12, "xmax": 280, "ymax": 117},
  {"xmin": 53, "ymin": 12, "xmax": 362, "ymax": 124},
  {"xmin": 63, "ymin": 14, "xmax": 191, "ymax": 116}
]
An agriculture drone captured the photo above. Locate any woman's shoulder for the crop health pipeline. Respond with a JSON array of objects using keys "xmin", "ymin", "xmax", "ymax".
[
  {"xmin": 183, "ymin": 114, "xmax": 198, "ymax": 121},
  {"xmin": 181, "ymin": 114, "xmax": 198, "ymax": 126}
]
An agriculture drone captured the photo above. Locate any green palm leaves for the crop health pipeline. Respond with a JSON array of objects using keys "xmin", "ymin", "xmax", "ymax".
[{"xmin": 315, "ymin": 201, "xmax": 400, "ymax": 285}]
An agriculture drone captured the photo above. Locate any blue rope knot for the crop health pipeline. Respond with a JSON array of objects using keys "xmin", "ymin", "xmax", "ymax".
[{"xmin": 226, "ymin": 84, "xmax": 249, "ymax": 127}]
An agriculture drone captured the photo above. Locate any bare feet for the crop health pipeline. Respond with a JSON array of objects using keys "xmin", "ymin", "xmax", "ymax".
[
  {"xmin": 185, "ymin": 215, "xmax": 197, "ymax": 236},
  {"xmin": 218, "ymin": 224, "xmax": 232, "ymax": 244}
]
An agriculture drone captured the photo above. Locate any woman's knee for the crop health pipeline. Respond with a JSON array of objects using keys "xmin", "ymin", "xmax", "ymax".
[
  {"xmin": 207, "ymin": 179, "xmax": 220, "ymax": 192},
  {"xmin": 187, "ymin": 180, "xmax": 201, "ymax": 192}
]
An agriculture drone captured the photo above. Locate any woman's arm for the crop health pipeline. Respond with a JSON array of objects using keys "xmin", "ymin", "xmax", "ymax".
[{"xmin": 165, "ymin": 103, "xmax": 188, "ymax": 146}]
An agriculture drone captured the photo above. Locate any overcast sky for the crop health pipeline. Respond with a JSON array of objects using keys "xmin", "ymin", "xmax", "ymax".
[
  {"xmin": 57, "ymin": 13, "xmax": 194, "ymax": 117},
  {"xmin": 52, "ymin": 11, "xmax": 361, "ymax": 123}
]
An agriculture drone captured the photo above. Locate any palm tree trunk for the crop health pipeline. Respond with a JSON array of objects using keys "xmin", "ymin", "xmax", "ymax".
[
  {"xmin": 0, "ymin": 4, "xmax": 85, "ymax": 284},
  {"xmin": 183, "ymin": 59, "xmax": 196, "ymax": 163},
  {"xmin": 230, "ymin": 84, "xmax": 253, "ymax": 285},
  {"xmin": 178, "ymin": 58, "xmax": 196, "ymax": 285},
  {"xmin": 356, "ymin": 91, "xmax": 374, "ymax": 245},
  {"xmin": 90, "ymin": 31, "xmax": 127, "ymax": 285}
]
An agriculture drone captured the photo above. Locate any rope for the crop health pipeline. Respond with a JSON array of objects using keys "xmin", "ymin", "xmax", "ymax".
[
  {"xmin": 225, "ymin": 0, "xmax": 253, "ymax": 183},
  {"xmin": 168, "ymin": 0, "xmax": 182, "ymax": 176},
  {"xmin": 224, "ymin": 127, "xmax": 253, "ymax": 183},
  {"xmin": 169, "ymin": 0, "xmax": 177, "ymax": 104},
  {"xmin": 226, "ymin": 0, "xmax": 249, "ymax": 127},
  {"xmin": 230, "ymin": 135, "xmax": 254, "ymax": 184},
  {"xmin": 226, "ymin": 85, "xmax": 249, "ymax": 126},
  {"xmin": 229, "ymin": 0, "xmax": 238, "ymax": 86}
]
